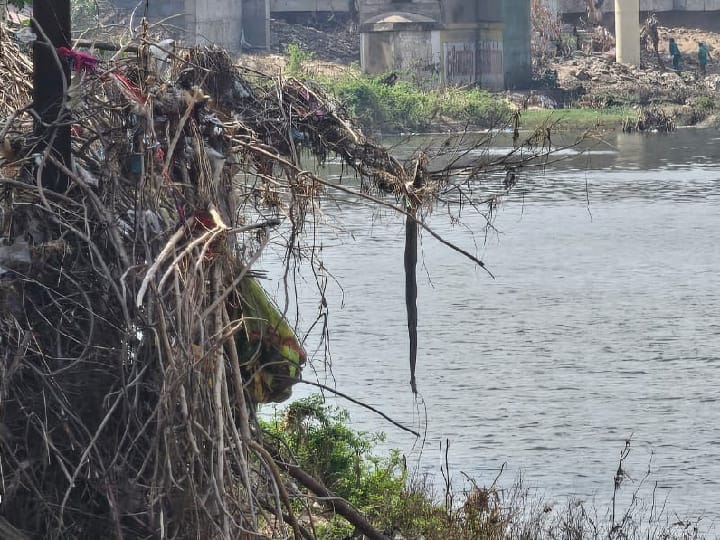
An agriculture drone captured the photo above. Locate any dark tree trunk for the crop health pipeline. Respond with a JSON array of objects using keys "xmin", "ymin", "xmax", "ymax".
[{"xmin": 32, "ymin": 0, "xmax": 71, "ymax": 193}]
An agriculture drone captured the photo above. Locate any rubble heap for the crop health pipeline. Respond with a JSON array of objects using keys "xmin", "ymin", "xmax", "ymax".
[{"xmin": 526, "ymin": 14, "xmax": 720, "ymax": 129}]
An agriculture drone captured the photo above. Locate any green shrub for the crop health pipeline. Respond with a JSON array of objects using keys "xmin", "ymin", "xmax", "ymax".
[
  {"xmin": 328, "ymin": 76, "xmax": 430, "ymax": 131},
  {"xmin": 263, "ymin": 395, "xmax": 387, "ymax": 502},
  {"xmin": 286, "ymin": 43, "xmax": 314, "ymax": 77},
  {"xmin": 693, "ymin": 95, "xmax": 718, "ymax": 113},
  {"xmin": 262, "ymin": 396, "xmax": 448, "ymax": 536},
  {"xmin": 435, "ymin": 87, "xmax": 511, "ymax": 126},
  {"xmin": 323, "ymin": 74, "xmax": 510, "ymax": 132}
]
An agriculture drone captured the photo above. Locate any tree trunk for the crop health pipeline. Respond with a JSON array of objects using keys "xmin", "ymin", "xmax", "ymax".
[{"xmin": 32, "ymin": 0, "xmax": 71, "ymax": 192}]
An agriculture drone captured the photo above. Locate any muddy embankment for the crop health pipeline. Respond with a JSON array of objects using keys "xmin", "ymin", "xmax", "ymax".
[{"xmin": 249, "ymin": 16, "xmax": 720, "ymax": 131}]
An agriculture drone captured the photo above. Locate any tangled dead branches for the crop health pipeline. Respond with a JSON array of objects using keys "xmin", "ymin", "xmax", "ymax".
[{"xmin": 0, "ymin": 20, "xmax": 568, "ymax": 539}]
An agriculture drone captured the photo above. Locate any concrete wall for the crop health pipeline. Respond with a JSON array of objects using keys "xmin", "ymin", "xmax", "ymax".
[
  {"xmin": 360, "ymin": 22, "xmax": 504, "ymax": 89},
  {"xmin": 360, "ymin": 31, "xmax": 392, "ymax": 73},
  {"xmin": 110, "ymin": 0, "xmax": 269, "ymax": 51},
  {"xmin": 187, "ymin": 0, "xmax": 244, "ymax": 50},
  {"xmin": 360, "ymin": 29, "xmax": 435, "ymax": 74},
  {"xmin": 242, "ymin": 0, "xmax": 270, "ymax": 48},
  {"xmin": 270, "ymin": 0, "xmax": 351, "ymax": 12},
  {"xmin": 359, "ymin": 1, "xmax": 529, "ymax": 90},
  {"xmin": 359, "ymin": 0, "xmax": 505, "ymax": 24},
  {"xmin": 503, "ymin": 0, "xmax": 531, "ymax": 88},
  {"xmin": 441, "ymin": 0, "xmax": 502, "ymax": 23},
  {"xmin": 435, "ymin": 23, "xmax": 504, "ymax": 89},
  {"xmin": 359, "ymin": 13, "xmax": 437, "ymax": 74},
  {"xmin": 358, "ymin": 25, "xmax": 502, "ymax": 89},
  {"xmin": 112, "ymin": 0, "xmax": 186, "ymax": 27},
  {"xmin": 668, "ymin": 0, "xmax": 720, "ymax": 8}
]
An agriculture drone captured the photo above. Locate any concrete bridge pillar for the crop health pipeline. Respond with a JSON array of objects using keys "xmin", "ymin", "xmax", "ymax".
[{"xmin": 615, "ymin": 0, "xmax": 640, "ymax": 65}]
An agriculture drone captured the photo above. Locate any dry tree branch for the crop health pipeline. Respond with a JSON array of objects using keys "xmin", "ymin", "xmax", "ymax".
[{"xmin": 266, "ymin": 441, "xmax": 391, "ymax": 540}]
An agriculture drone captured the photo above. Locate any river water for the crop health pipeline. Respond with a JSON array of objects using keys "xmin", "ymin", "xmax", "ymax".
[{"xmin": 260, "ymin": 128, "xmax": 720, "ymax": 526}]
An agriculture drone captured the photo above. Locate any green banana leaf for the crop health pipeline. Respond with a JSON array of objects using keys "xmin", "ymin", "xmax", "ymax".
[{"xmin": 236, "ymin": 276, "xmax": 306, "ymax": 403}]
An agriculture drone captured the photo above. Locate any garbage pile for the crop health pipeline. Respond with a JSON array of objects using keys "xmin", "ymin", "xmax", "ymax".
[{"xmin": 270, "ymin": 18, "xmax": 359, "ymax": 63}]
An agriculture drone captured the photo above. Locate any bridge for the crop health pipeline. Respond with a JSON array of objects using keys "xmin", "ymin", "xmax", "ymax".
[{"xmin": 270, "ymin": 0, "xmax": 352, "ymax": 14}]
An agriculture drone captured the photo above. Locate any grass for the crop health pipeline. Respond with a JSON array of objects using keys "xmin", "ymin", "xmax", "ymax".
[
  {"xmin": 281, "ymin": 42, "xmax": 718, "ymax": 134},
  {"xmin": 308, "ymin": 65, "xmax": 630, "ymax": 134},
  {"xmin": 280, "ymin": 44, "xmax": 511, "ymax": 132},
  {"xmin": 286, "ymin": 43, "xmax": 315, "ymax": 77},
  {"xmin": 321, "ymin": 75, "xmax": 512, "ymax": 132},
  {"xmin": 519, "ymin": 107, "xmax": 633, "ymax": 131}
]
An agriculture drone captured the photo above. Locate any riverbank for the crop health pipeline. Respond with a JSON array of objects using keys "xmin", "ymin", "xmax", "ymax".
[
  {"xmin": 240, "ymin": 18, "xmax": 720, "ymax": 134},
  {"xmin": 264, "ymin": 395, "xmax": 709, "ymax": 539}
]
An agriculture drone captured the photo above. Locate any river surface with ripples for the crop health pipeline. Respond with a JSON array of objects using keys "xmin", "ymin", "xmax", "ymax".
[{"xmin": 260, "ymin": 128, "xmax": 720, "ymax": 527}]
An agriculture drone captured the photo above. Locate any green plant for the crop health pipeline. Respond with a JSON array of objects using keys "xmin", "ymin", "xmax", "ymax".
[
  {"xmin": 286, "ymin": 43, "xmax": 314, "ymax": 77},
  {"xmin": 436, "ymin": 87, "xmax": 510, "ymax": 126},
  {"xmin": 693, "ymin": 95, "xmax": 717, "ymax": 113},
  {"xmin": 520, "ymin": 107, "xmax": 631, "ymax": 130},
  {"xmin": 322, "ymin": 73, "xmax": 510, "ymax": 132},
  {"xmin": 8, "ymin": 0, "xmax": 103, "ymax": 29},
  {"xmin": 265, "ymin": 395, "xmax": 385, "ymax": 501},
  {"xmin": 263, "ymin": 396, "xmax": 456, "ymax": 536},
  {"xmin": 263, "ymin": 396, "xmax": 513, "ymax": 539}
]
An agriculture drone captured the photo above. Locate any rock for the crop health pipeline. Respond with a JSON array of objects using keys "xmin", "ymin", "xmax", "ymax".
[
  {"xmin": 576, "ymin": 69, "xmax": 591, "ymax": 80},
  {"xmin": 704, "ymin": 74, "xmax": 720, "ymax": 90}
]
